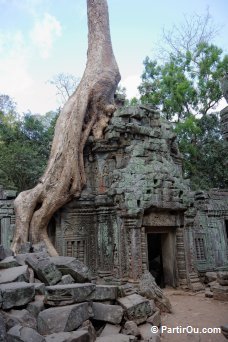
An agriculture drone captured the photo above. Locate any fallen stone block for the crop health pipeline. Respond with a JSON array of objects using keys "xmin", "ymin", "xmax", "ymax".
[
  {"xmin": 7, "ymin": 324, "xmax": 45, "ymax": 342},
  {"xmin": 205, "ymin": 271, "xmax": 217, "ymax": 283},
  {"xmin": 217, "ymin": 271, "xmax": 228, "ymax": 286},
  {"xmin": 37, "ymin": 302, "xmax": 92, "ymax": 335},
  {"xmin": 26, "ymin": 254, "xmax": 62, "ymax": 285},
  {"xmin": 80, "ymin": 320, "xmax": 97, "ymax": 341},
  {"xmin": 45, "ymin": 330, "xmax": 90, "ymax": 342},
  {"xmin": 96, "ymin": 334, "xmax": 137, "ymax": 341},
  {"xmin": 44, "ymin": 283, "xmax": 95, "ymax": 306},
  {"xmin": 58, "ymin": 274, "xmax": 75, "ymax": 285},
  {"xmin": 3, "ymin": 308, "xmax": 37, "ymax": 330},
  {"xmin": 88, "ymin": 285, "xmax": 117, "ymax": 301},
  {"xmin": 147, "ymin": 310, "xmax": 161, "ymax": 327},
  {"xmin": 139, "ymin": 271, "xmax": 171, "ymax": 313},
  {"xmin": 92, "ymin": 302, "xmax": 123, "ymax": 324},
  {"xmin": 0, "ymin": 265, "xmax": 29, "ymax": 284},
  {"xmin": 0, "ymin": 245, "xmax": 13, "ymax": 261},
  {"xmin": 50, "ymin": 256, "xmax": 90, "ymax": 283},
  {"xmin": 100, "ymin": 323, "xmax": 121, "ymax": 337},
  {"xmin": 0, "ymin": 282, "xmax": 35, "ymax": 309},
  {"xmin": 0, "ymin": 256, "xmax": 20, "ymax": 269},
  {"xmin": 213, "ymin": 284, "xmax": 228, "ymax": 301},
  {"xmin": 16, "ymin": 252, "xmax": 49, "ymax": 266},
  {"xmin": 117, "ymin": 293, "xmax": 152, "ymax": 324},
  {"xmin": 33, "ymin": 282, "xmax": 45, "ymax": 295},
  {"xmin": 27, "ymin": 298, "xmax": 45, "ymax": 318},
  {"xmin": 0, "ymin": 312, "xmax": 6, "ymax": 342},
  {"xmin": 122, "ymin": 321, "xmax": 140, "ymax": 337},
  {"xmin": 17, "ymin": 242, "xmax": 32, "ymax": 254},
  {"xmin": 205, "ymin": 288, "xmax": 213, "ymax": 298},
  {"xmin": 138, "ymin": 323, "xmax": 160, "ymax": 341},
  {"xmin": 118, "ymin": 283, "xmax": 137, "ymax": 297},
  {"xmin": 221, "ymin": 325, "xmax": 228, "ymax": 340}
]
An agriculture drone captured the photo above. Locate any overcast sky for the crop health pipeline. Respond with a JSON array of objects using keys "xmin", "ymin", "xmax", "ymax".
[{"xmin": 0, "ymin": 0, "xmax": 227, "ymax": 114}]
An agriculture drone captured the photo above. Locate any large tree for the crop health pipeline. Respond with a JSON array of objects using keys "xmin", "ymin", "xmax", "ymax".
[{"xmin": 12, "ymin": 0, "xmax": 120, "ymax": 255}]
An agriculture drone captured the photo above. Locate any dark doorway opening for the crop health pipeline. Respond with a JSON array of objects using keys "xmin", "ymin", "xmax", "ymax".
[
  {"xmin": 147, "ymin": 233, "xmax": 165, "ymax": 288},
  {"xmin": 47, "ymin": 217, "xmax": 56, "ymax": 247}
]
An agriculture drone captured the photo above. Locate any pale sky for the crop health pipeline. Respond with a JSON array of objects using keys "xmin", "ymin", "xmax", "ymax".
[{"xmin": 0, "ymin": 0, "xmax": 227, "ymax": 114}]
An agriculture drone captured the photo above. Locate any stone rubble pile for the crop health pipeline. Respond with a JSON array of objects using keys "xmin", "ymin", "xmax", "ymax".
[
  {"xmin": 204, "ymin": 271, "xmax": 228, "ymax": 301},
  {"xmin": 0, "ymin": 244, "xmax": 167, "ymax": 342}
]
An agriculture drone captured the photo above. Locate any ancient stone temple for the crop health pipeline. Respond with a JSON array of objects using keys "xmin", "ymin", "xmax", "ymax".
[{"xmin": 48, "ymin": 105, "xmax": 197, "ymax": 288}]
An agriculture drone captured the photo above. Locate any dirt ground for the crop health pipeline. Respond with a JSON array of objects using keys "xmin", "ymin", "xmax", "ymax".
[{"xmin": 160, "ymin": 288, "xmax": 228, "ymax": 342}]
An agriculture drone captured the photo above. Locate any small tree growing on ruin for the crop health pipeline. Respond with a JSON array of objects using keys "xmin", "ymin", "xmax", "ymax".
[{"xmin": 12, "ymin": 0, "xmax": 120, "ymax": 255}]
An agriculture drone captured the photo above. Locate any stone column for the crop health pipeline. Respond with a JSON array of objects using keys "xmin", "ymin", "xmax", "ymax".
[{"xmin": 124, "ymin": 216, "xmax": 143, "ymax": 282}]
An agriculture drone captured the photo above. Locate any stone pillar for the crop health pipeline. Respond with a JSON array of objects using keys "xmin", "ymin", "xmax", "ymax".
[
  {"xmin": 124, "ymin": 216, "xmax": 143, "ymax": 282},
  {"xmin": 176, "ymin": 226, "xmax": 188, "ymax": 287}
]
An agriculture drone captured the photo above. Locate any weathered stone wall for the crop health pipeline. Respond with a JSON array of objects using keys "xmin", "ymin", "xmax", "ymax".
[{"xmin": 185, "ymin": 189, "xmax": 228, "ymax": 278}]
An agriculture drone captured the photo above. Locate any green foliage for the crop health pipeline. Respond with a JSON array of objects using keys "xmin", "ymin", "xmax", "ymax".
[
  {"xmin": 139, "ymin": 43, "xmax": 228, "ymax": 121},
  {"xmin": 175, "ymin": 113, "xmax": 228, "ymax": 190},
  {"xmin": 0, "ymin": 98, "xmax": 57, "ymax": 191}
]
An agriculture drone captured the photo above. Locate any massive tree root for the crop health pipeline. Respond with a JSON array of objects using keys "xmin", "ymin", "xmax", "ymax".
[{"xmin": 12, "ymin": 0, "xmax": 120, "ymax": 256}]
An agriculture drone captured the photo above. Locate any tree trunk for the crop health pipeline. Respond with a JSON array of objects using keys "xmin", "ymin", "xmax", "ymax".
[{"xmin": 12, "ymin": 0, "xmax": 120, "ymax": 256}]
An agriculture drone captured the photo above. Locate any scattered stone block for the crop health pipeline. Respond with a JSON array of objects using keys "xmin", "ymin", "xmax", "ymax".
[
  {"xmin": 26, "ymin": 254, "xmax": 62, "ymax": 285},
  {"xmin": 147, "ymin": 310, "xmax": 161, "ymax": 327},
  {"xmin": 0, "ymin": 245, "xmax": 13, "ymax": 261},
  {"xmin": 93, "ymin": 302, "xmax": 123, "ymax": 324},
  {"xmin": 44, "ymin": 283, "xmax": 95, "ymax": 306},
  {"xmin": 100, "ymin": 323, "xmax": 121, "ymax": 337},
  {"xmin": 0, "ymin": 265, "xmax": 29, "ymax": 284},
  {"xmin": 80, "ymin": 320, "xmax": 97, "ymax": 341},
  {"xmin": 139, "ymin": 272, "xmax": 171, "ymax": 313},
  {"xmin": 138, "ymin": 323, "xmax": 160, "ymax": 341},
  {"xmin": 217, "ymin": 271, "xmax": 228, "ymax": 286},
  {"xmin": 3, "ymin": 309, "xmax": 37, "ymax": 330},
  {"xmin": 0, "ymin": 312, "xmax": 7, "ymax": 342},
  {"xmin": 33, "ymin": 282, "xmax": 45, "ymax": 295},
  {"xmin": 27, "ymin": 298, "xmax": 45, "ymax": 318},
  {"xmin": 88, "ymin": 285, "xmax": 117, "ymax": 301},
  {"xmin": 16, "ymin": 252, "xmax": 49, "ymax": 266},
  {"xmin": 118, "ymin": 283, "xmax": 137, "ymax": 297},
  {"xmin": 213, "ymin": 284, "xmax": 228, "ymax": 301},
  {"xmin": 50, "ymin": 256, "xmax": 90, "ymax": 283},
  {"xmin": 58, "ymin": 274, "xmax": 75, "ymax": 285},
  {"xmin": 117, "ymin": 293, "xmax": 152, "ymax": 324},
  {"xmin": 7, "ymin": 324, "xmax": 45, "ymax": 342},
  {"xmin": 221, "ymin": 325, "xmax": 228, "ymax": 340},
  {"xmin": 122, "ymin": 321, "xmax": 140, "ymax": 337},
  {"xmin": 37, "ymin": 302, "xmax": 92, "ymax": 335},
  {"xmin": 96, "ymin": 334, "xmax": 137, "ymax": 341},
  {"xmin": 0, "ymin": 256, "xmax": 20, "ymax": 269},
  {"xmin": 205, "ymin": 288, "xmax": 213, "ymax": 298},
  {"xmin": 45, "ymin": 330, "xmax": 90, "ymax": 342},
  {"xmin": 0, "ymin": 282, "xmax": 35, "ymax": 309},
  {"xmin": 205, "ymin": 272, "xmax": 217, "ymax": 283}
]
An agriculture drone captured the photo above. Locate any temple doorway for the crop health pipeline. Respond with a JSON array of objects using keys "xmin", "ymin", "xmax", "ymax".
[{"xmin": 147, "ymin": 230, "xmax": 177, "ymax": 288}]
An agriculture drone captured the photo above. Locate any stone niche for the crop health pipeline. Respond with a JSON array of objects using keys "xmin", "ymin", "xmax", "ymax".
[{"xmin": 51, "ymin": 105, "xmax": 192, "ymax": 286}]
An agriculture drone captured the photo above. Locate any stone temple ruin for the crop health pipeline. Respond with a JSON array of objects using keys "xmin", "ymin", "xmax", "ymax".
[{"xmin": 1, "ymin": 103, "xmax": 228, "ymax": 292}]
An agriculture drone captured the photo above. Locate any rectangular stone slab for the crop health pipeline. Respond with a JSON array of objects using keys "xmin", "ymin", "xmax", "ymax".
[
  {"xmin": 0, "ymin": 282, "xmax": 35, "ymax": 309},
  {"xmin": 92, "ymin": 302, "xmax": 123, "ymax": 324},
  {"xmin": 0, "ymin": 265, "xmax": 29, "ymax": 284},
  {"xmin": 37, "ymin": 302, "xmax": 92, "ymax": 335},
  {"xmin": 117, "ymin": 294, "xmax": 152, "ymax": 324},
  {"xmin": 88, "ymin": 285, "xmax": 117, "ymax": 301},
  {"xmin": 44, "ymin": 283, "xmax": 96, "ymax": 306},
  {"xmin": 26, "ymin": 254, "xmax": 62, "ymax": 285},
  {"xmin": 50, "ymin": 256, "xmax": 90, "ymax": 283}
]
